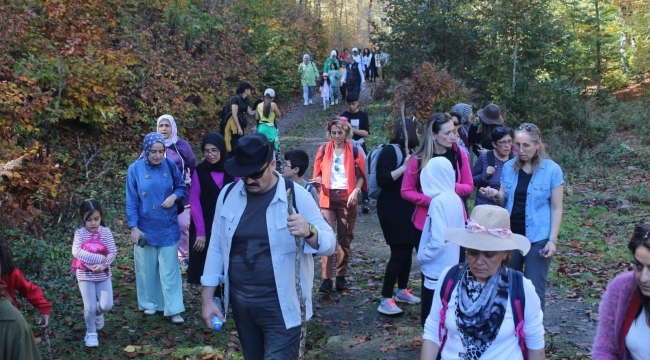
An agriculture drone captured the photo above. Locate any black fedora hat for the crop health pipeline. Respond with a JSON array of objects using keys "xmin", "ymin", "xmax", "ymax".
[
  {"xmin": 225, "ymin": 134, "xmax": 273, "ymax": 177},
  {"xmin": 477, "ymin": 104, "xmax": 504, "ymax": 125}
]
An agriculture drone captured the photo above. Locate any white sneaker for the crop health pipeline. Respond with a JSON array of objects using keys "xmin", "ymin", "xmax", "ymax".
[
  {"xmin": 330, "ymin": 101, "xmax": 334, "ymax": 105},
  {"xmin": 170, "ymin": 314, "xmax": 184, "ymax": 324},
  {"xmin": 309, "ymin": 99, "xmax": 313, "ymax": 104},
  {"xmin": 143, "ymin": 309, "xmax": 156, "ymax": 315},
  {"xmin": 85, "ymin": 332, "xmax": 99, "ymax": 347},
  {"xmin": 335, "ymin": 99, "xmax": 339, "ymax": 104},
  {"xmin": 303, "ymin": 101, "xmax": 308, "ymax": 106}
]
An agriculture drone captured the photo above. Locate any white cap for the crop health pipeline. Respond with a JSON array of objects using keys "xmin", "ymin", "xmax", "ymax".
[
  {"xmin": 352, "ymin": 47, "xmax": 359, "ymax": 52},
  {"xmin": 264, "ymin": 88, "xmax": 275, "ymax": 97}
]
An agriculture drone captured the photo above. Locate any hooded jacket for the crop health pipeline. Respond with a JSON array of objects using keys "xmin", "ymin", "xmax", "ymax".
[
  {"xmin": 417, "ymin": 157, "xmax": 465, "ymax": 289},
  {"xmin": 323, "ymin": 50, "xmax": 340, "ymax": 73},
  {"xmin": 401, "ymin": 142, "xmax": 473, "ymax": 230}
]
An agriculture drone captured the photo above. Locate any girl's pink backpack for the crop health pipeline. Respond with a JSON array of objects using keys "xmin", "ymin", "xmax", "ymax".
[{"xmin": 70, "ymin": 231, "xmax": 108, "ymax": 274}]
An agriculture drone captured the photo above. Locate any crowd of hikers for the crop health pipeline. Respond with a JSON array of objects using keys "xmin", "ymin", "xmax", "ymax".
[{"xmin": 0, "ymin": 48, "xmax": 649, "ymax": 360}]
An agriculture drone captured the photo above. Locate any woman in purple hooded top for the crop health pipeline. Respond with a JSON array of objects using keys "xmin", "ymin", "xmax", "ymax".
[{"xmin": 156, "ymin": 114, "xmax": 197, "ymax": 271}]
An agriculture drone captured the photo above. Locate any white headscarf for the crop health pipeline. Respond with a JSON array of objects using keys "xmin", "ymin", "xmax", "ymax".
[{"xmin": 156, "ymin": 114, "xmax": 178, "ymax": 147}]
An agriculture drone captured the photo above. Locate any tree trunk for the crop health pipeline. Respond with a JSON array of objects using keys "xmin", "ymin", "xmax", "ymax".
[
  {"xmin": 339, "ymin": 0, "xmax": 344, "ymax": 43},
  {"xmin": 512, "ymin": 38, "xmax": 519, "ymax": 95},
  {"xmin": 368, "ymin": 0, "xmax": 373, "ymax": 39},
  {"xmin": 595, "ymin": 0, "xmax": 602, "ymax": 94}
]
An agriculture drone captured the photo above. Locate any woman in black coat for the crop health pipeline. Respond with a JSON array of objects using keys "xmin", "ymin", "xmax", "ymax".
[
  {"xmin": 376, "ymin": 117, "xmax": 421, "ymax": 315},
  {"xmin": 187, "ymin": 133, "xmax": 234, "ymax": 287}
]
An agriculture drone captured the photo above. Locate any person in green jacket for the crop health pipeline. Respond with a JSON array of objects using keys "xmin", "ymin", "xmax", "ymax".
[
  {"xmin": 298, "ymin": 54, "xmax": 319, "ymax": 106},
  {"xmin": 323, "ymin": 50, "xmax": 340, "ymax": 74},
  {"xmin": 0, "ymin": 273, "xmax": 42, "ymax": 360}
]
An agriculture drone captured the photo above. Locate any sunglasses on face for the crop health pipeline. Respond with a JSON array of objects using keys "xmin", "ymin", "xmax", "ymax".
[{"xmin": 243, "ymin": 161, "xmax": 271, "ymax": 180}]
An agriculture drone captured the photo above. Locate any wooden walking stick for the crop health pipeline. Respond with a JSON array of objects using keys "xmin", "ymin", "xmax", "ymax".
[
  {"xmin": 287, "ymin": 188, "xmax": 307, "ymax": 360},
  {"xmin": 400, "ymin": 101, "xmax": 409, "ymax": 151}
]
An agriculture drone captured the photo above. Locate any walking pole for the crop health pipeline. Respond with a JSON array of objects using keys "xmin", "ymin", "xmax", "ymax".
[
  {"xmin": 287, "ymin": 189, "xmax": 306, "ymax": 360},
  {"xmin": 400, "ymin": 101, "xmax": 408, "ymax": 150}
]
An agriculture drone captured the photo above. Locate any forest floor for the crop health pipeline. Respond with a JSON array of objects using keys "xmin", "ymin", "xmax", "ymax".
[
  {"xmin": 36, "ymin": 82, "xmax": 643, "ymax": 360},
  {"xmin": 274, "ymin": 85, "xmax": 598, "ymax": 360}
]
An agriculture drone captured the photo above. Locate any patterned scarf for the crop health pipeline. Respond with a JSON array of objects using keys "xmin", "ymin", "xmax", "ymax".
[
  {"xmin": 157, "ymin": 114, "xmax": 179, "ymax": 147},
  {"xmin": 141, "ymin": 132, "xmax": 165, "ymax": 166},
  {"xmin": 455, "ymin": 266, "xmax": 509, "ymax": 360},
  {"xmin": 452, "ymin": 103, "xmax": 473, "ymax": 126}
]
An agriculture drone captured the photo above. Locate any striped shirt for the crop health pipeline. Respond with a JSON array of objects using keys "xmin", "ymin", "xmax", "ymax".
[{"xmin": 72, "ymin": 226, "xmax": 117, "ymax": 282}]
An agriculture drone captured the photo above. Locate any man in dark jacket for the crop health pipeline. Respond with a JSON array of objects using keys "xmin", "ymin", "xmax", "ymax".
[{"xmin": 341, "ymin": 55, "xmax": 365, "ymax": 97}]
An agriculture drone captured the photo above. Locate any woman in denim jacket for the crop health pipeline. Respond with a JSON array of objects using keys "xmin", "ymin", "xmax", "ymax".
[{"xmin": 479, "ymin": 123, "xmax": 563, "ymax": 311}]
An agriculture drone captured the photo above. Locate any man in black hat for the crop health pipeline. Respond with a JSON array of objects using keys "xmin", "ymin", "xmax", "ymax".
[{"xmin": 200, "ymin": 134, "xmax": 335, "ymax": 359}]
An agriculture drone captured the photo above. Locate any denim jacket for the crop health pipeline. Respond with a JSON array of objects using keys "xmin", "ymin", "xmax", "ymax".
[
  {"xmin": 201, "ymin": 174, "xmax": 336, "ymax": 328},
  {"xmin": 501, "ymin": 158, "xmax": 564, "ymax": 242},
  {"xmin": 126, "ymin": 158, "xmax": 186, "ymax": 246}
]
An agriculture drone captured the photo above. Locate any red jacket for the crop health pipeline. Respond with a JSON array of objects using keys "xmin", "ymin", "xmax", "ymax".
[{"xmin": 1, "ymin": 268, "xmax": 52, "ymax": 315}]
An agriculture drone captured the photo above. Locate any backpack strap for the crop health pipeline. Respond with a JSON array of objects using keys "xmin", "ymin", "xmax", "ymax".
[
  {"xmin": 222, "ymin": 180, "xmax": 239, "ymax": 205},
  {"xmin": 389, "ymin": 144, "xmax": 403, "ymax": 168},
  {"xmin": 486, "ymin": 150, "xmax": 495, "ymax": 167},
  {"xmin": 509, "ymin": 269, "xmax": 528, "ymax": 360},
  {"xmin": 438, "ymin": 263, "xmax": 467, "ymax": 352},
  {"xmin": 222, "ymin": 178, "xmax": 297, "ymax": 213}
]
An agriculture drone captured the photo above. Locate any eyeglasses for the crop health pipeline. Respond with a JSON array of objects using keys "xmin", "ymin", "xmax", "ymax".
[
  {"xmin": 243, "ymin": 162, "xmax": 271, "ymax": 180},
  {"xmin": 517, "ymin": 123, "xmax": 538, "ymax": 132},
  {"xmin": 513, "ymin": 142, "xmax": 533, "ymax": 151},
  {"xmin": 203, "ymin": 148, "xmax": 219, "ymax": 155},
  {"xmin": 282, "ymin": 163, "xmax": 295, "ymax": 169},
  {"xmin": 496, "ymin": 139, "xmax": 513, "ymax": 146}
]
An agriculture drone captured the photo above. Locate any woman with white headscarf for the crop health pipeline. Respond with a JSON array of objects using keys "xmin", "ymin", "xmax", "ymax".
[{"xmin": 156, "ymin": 115, "xmax": 197, "ymax": 271}]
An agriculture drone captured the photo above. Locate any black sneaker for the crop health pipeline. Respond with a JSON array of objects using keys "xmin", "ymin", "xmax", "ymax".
[
  {"xmin": 362, "ymin": 199, "xmax": 370, "ymax": 214},
  {"xmin": 319, "ymin": 279, "xmax": 333, "ymax": 293},
  {"xmin": 335, "ymin": 276, "xmax": 348, "ymax": 291}
]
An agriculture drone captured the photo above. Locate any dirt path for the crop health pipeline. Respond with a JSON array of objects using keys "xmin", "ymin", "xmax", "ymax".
[{"xmin": 275, "ymin": 91, "xmax": 597, "ymax": 359}]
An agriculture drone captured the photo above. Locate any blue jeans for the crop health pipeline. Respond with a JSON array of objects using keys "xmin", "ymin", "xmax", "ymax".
[
  {"xmin": 508, "ymin": 239, "xmax": 551, "ymax": 311},
  {"xmin": 330, "ymin": 85, "xmax": 339, "ymax": 103}
]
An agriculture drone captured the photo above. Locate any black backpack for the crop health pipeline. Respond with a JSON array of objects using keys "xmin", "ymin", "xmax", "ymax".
[{"xmin": 219, "ymin": 95, "xmax": 249, "ymax": 135}]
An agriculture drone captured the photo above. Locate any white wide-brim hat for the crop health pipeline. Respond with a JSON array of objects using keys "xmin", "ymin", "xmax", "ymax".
[{"xmin": 445, "ymin": 205, "xmax": 531, "ymax": 255}]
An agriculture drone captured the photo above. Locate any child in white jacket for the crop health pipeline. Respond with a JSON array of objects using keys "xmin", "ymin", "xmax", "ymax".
[{"xmin": 418, "ymin": 157, "xmax": 465, "ymax": 327}]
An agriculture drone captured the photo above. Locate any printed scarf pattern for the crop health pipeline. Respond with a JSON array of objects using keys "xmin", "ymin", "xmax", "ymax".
[{"xmin": 455, "ymin": 266, "xmax": 509, "ymax": 360}]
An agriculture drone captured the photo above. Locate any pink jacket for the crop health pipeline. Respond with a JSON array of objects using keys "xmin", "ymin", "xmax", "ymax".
[
  {"xmin": 592, "ymin": 271, "xmax": 642, "ymax": 360},
  {"xmin": 400, "ymin": 145, "xmax": 473, "ymax": 230}
]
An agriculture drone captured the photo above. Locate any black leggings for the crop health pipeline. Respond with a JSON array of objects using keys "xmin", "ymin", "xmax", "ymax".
[{"xmin": 381, "ymin": 244, "xmax": 415, "ymax": 298}]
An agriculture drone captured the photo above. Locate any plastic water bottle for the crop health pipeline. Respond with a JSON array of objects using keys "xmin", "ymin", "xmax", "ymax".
[{"xmin": 210, "ymin": 297, "xmax": 223, "ymax": 331}]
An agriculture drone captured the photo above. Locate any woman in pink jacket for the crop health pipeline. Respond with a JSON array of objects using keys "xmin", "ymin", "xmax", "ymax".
[
  {"xmin": 401, "ymin": 113, "xmax": 473, "ymax": 262},
  {"xmin": 592, "ymin": 223, "xmax": 650, "ymax": 360}
]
